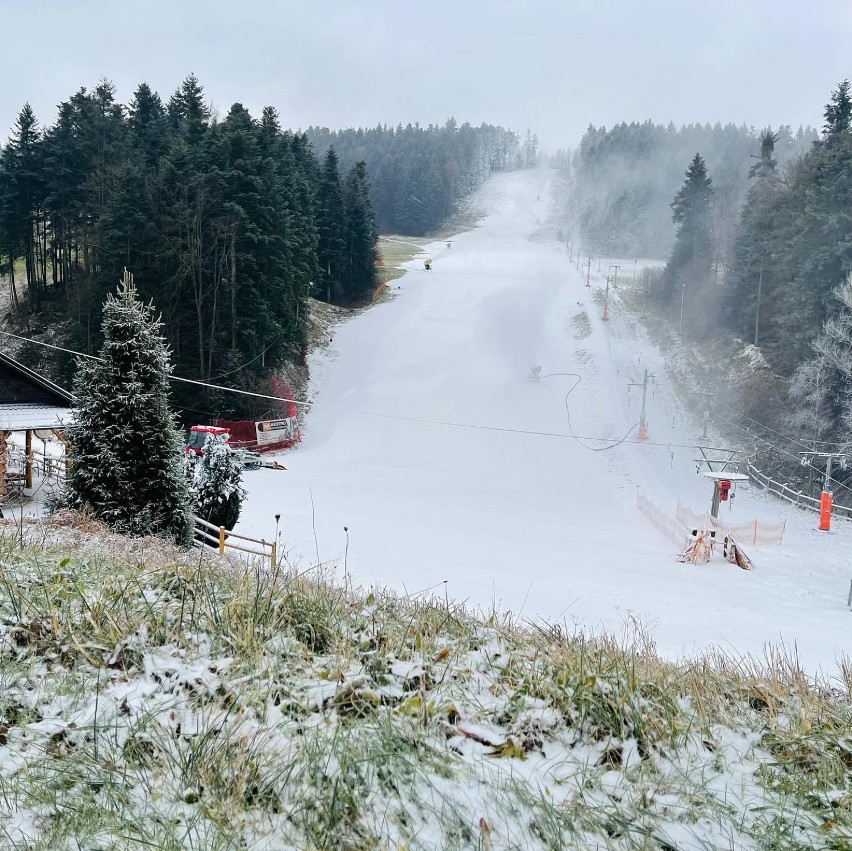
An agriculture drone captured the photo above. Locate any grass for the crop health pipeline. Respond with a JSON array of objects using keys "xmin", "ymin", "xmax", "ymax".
[
  {"xmin": 0, "ymin": 256, "xmax": 27, "ymax": 277},
  {"xmin": 0, "ymin": 514, "xmax": 850, "ymax": 849},
  {"xmin": 377, "ymin": 236, "xmax": 426, "ymax": 286}
]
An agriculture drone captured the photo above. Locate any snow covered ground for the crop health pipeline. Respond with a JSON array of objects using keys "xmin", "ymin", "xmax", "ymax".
[{"xmin": 239, "ymin": 170, "xmax": 852, "ymax": 675}]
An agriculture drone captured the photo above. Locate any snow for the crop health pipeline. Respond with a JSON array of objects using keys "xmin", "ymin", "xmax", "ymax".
[{"xmin": 239, "ymin": 169, "xmax": 852, "ymax": 675}]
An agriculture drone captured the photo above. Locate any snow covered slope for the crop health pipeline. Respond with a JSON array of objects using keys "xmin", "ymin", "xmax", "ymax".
[{"xmin": 240, "ymin": 170, "xmax": 852, "ymax": 673}]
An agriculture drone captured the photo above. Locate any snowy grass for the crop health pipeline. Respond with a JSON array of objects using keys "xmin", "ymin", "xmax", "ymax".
[
  {"xmin": 378, "ymin": 237, "xmax": 425, "ymax": 285},
  {"xmin": 0, "ymin": 516, "xmax": 850, "ymax": 849}
]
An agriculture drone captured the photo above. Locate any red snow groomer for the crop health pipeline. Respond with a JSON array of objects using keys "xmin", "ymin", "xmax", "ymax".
[
  {"xmin": 185, "ymin": 425, "xmax": 231, "ymax": 457},
  {"xmin": 185, "ymin": 379, "xmax": 300, "ymax": 460}
]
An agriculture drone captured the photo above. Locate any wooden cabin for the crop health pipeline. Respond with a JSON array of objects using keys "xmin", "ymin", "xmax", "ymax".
[{"xmin": 0, "ymin": 352, "xmax": 73, "ymax": 503}]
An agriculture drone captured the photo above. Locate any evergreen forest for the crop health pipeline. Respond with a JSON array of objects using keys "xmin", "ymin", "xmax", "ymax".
[
  {"xmin": 1, "ymin": 76, "xmax": 509, "ymax": 420},
  {"xmin": 572, "ymin": 120, "xmax": 815, "ymax": 261},
  {"xmin": 306, "ymin": 121, "xmax": 523, "ymax": 234},
  {"xmin": 571, "ymin": 81, "xmax": 852, "ymax": 485}
]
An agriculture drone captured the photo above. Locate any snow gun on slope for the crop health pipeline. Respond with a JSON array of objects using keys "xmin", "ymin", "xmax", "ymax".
[{"xmin": 185, "ymin": 424, "xmax": 291, "ymax": 471}]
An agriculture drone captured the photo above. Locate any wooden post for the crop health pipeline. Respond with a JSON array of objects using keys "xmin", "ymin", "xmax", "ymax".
[
  {"xmin": 218, "ymin": 526, "xmax": 226, "ymax": 555},
  {"xmin": 25, "ymin": 430, "xmax": 32, "ymax": 489},
  {"xmin": 270, "ymin": 541, "xmax": 277, "ymax": 568}
]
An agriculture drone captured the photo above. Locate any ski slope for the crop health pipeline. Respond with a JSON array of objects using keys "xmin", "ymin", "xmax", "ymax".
[{"xmin": 240, "ymin": 170, "xmax": 852, "ymax": 674}]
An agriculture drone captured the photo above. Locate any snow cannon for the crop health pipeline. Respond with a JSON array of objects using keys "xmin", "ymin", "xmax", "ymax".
[{"xmin": 701, "ymin": 471, "xmax": 748, "ymax": 519}]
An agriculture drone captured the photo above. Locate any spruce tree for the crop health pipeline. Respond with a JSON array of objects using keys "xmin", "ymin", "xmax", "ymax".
[
  {"xmin": 187, "ymin": 433, "xmax": 246, "ymax": 531},
  {"xmin": 824, "ymin": 79, "xmax": 852, "ymax": 135},
  {"xmin": 661, "ymin": 153, "xmax": 714, "ymax": 331},
  {"xmin": 316, "ymin": 148, "xmax": 346, "ymax": 303},
  {"xmin": 55, "ymin": 270, "xmax": 192, "ymax": 544},
  {"xmin": 342, "ymin": 161, "xmax": 379, "ymax": 302},
  {"xmin": 0, "ymin": 104, "xmax": 44, "ymax": 306},
  {"xmin": 728, "ymin": 131, "xmax": 783, "ymax": 347}
]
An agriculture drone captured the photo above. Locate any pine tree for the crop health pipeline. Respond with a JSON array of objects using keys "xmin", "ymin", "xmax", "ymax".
[
  {"xmin": 772, "ymin": 83, "xmax": 852, "ymax": 371},
  {"xmin": 342, "ymin": 161, "xmax": 378, "ymax": 302},
  {"xmin": 187, "ymin": 433, "xmax": 245, "ymax": 530},
  {"xmin": 824, "ymin": 79, "xmax": 852, "ymax": 135},
  {"xmin": 316, "ymin": 148, "xmax": 346, "ymax": 304},
  {"xmin": 167, "ymin": 73, "xmax": 209, "ymax": 143},
  {"xmin": 55, "ymin": 270, "xmax": 192, "ymax": 544},
  {"xmin": 727, "ymin": 131, "xmax": 783, "ymax": 346},
  {"xmin": 128, "ymin": 82, "xmax": 168, "ymax": 166},
  {"xmin": 661, "ymin": 153, "xmax": 715, "ymax": 332},
  {"xmin": 0, "ymin": 104, "xmax": 45, "ymax": 307}
]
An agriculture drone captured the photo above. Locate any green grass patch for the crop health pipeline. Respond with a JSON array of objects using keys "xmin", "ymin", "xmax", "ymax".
[
  {"xmin": 0, "ymin": 516, "xmax": 849, "ymax": 849},
  {"xmin": 377, "ymin": 236, "xmax": 426, "ymax": 285}
]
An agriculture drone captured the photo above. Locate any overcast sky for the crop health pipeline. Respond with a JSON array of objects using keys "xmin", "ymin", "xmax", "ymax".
[{"xmin": 2, "ymin": 0, "xmax": 850, "ymax": 149}]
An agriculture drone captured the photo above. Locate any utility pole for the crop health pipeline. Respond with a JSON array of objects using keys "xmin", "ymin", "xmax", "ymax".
[
  {"xmin": 679, "ymin": 280, "xmax": 686, "ymax": 337},
  {"xmin": 586, "ymin": 256, "xmax": 592, "ymax": 287},
  {"xmin": 800, "ymin": 451, "xmax": 848, "ymax": 531},
  {"xmin": 628, "ymin": 369, "xmax": 654, "ymax": 439},
  {"xmin": 603, "ymin": 274, "xmax": 611, "ymax": 319}
]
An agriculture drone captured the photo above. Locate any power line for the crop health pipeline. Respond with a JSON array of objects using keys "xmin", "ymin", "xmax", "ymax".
[
  {"xmin": 0, "ymin": 329, "xmax": 99, "ymax": 361},
  {"xmin": 0, "ymin": 329, "xmax": 313, "ymax": 408},
  {"xmin": 0, "ymin": 327, "xmax": 785, "ymax": 455},
  {"xmin": 733, "ymin": 408, "xmax": 849, "ymax": 451},
  {"xmin": 713, "ymin": 409, "xmax": 852, "ymax": 493},
  {"xmin": 349, "ymin": 408, "xmax": 710, "ymax": 450},
  {"xmin": 168, "ymin": 374, "xmax": 312, "ymax": 408}
]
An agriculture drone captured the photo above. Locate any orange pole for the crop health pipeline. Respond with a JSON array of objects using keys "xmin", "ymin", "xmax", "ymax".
[{"xmin": 819, "ymin": 491, "xmax": 832, "ymax": 531}]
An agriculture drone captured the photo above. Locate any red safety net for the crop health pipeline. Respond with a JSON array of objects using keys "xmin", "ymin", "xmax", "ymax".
[{"xmin": 214, "ymin": 379, "xmax": 300, "ymax": 453}]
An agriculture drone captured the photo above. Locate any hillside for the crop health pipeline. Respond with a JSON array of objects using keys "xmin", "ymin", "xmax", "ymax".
[
  {"xmin": 235, "ymin": 169, "xmax": 852, "ymax": 673},
  {"xmin": 0, "ymin": 515, "xmax": 849, "ymax": 849}
]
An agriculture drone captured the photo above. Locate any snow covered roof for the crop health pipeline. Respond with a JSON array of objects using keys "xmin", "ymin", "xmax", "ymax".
[{"xmin": 0, "ymin": 403, "xmax": 73, "ymax": 432}]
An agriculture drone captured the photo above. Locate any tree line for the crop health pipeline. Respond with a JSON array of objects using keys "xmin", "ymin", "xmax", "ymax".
[
  {"xmin": 642, "ymin": 80, "xmax": 852, "ymax": 487},
  {"xmin": 572, "ymin": 120, "xmax": 815, "ymax": 261},
  {"xmin": 0, "ymin": 75, "xmax": 380, "ymax": 420},
  {"xmin": 306, "ymin": 119, "xmax": 522, "ymax": 235}
]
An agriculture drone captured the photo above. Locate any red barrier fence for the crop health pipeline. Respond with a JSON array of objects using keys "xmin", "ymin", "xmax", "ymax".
[{"xmin": 215, "ymin": 380, "xmax": 300, "ymax": 453}]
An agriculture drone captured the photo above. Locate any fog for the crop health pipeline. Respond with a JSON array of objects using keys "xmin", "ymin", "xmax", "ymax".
[{"xmin": 2, "ymin": 0, "xmax": 850, "ymax": 147}]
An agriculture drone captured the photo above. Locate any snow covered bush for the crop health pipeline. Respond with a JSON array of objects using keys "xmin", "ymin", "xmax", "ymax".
[
  {"xmin": 52, "ymin": 270, "xmax": 192, "ymax": 544},
  {"xmin": 187, "ymin": 433, "xmax": 246, "ymax": 531}
]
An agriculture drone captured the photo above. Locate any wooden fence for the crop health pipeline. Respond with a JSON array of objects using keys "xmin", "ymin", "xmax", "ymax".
[
  {"xmin": 744, "ymin": 459, "xmax": 852, "ymax": 520},
  {"xmin": 193, "ymin": 515, "xmax": 277, "ymax": 566}
]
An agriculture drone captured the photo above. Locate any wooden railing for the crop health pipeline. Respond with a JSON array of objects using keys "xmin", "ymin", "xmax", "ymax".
[
  {"xmin": 744, "ymin": 459, "xmax": 852, "ymax": 520},
  {"xmin": 5, "ymin": 443, "xmax": 67, "ymax": 485},
  {"xmin": 193, "ymin": 515, "xmax": 277, "ymax": 566}
]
